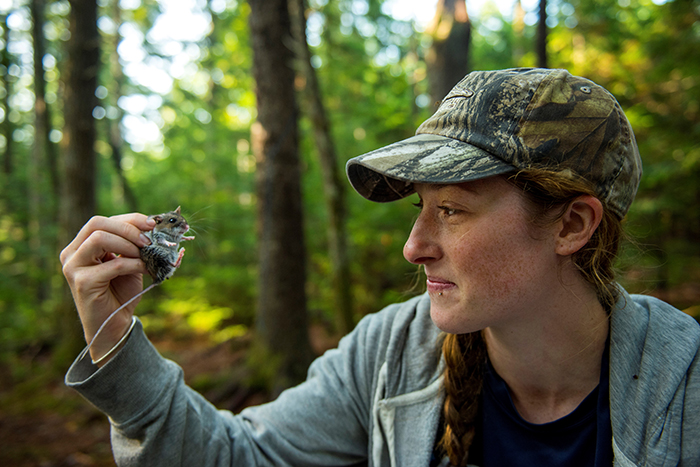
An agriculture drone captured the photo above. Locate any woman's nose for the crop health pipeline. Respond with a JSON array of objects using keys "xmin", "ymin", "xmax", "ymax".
[{"xmin": 403, "ymin": 211, "xmax": 441, "ymax": 265}]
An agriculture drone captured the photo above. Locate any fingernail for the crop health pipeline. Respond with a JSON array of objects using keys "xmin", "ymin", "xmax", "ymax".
[
  {"xmin": 146, "ymin": 217, "xmax": 156, "ymax": 226},
  {"xmin": 140, "ymin": 233, "xmax": 151, "ymax": 246}
]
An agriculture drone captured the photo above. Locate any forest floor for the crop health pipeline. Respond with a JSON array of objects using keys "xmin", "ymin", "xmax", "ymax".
[
  {"xmin": 0, "ymin": 324, "xmax": 340, "ymax": 467},
  {"xmin": 1, "ymin": 285, "xmax": 698, "ymax": 467}
]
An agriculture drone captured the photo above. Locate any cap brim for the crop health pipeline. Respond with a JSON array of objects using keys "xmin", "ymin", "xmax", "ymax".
[{"xmin": 346, "ymin": 134, "xmax": 515, "ymax": 202}]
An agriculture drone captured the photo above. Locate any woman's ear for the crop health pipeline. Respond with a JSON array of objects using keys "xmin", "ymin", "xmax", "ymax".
[{"xmin": 555, "ymin": 195, "xmax": 603, "ymax": 256}]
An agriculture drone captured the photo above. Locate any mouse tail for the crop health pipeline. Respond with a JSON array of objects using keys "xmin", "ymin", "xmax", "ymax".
[{"xmin": 77, "ymin": 281, "xmax": 161, "ymax": 365}]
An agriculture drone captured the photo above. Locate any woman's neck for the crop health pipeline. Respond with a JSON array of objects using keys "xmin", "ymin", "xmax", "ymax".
[{"xmin": 483, "ymin": 278, "xmax": 610, "ymax": 424}]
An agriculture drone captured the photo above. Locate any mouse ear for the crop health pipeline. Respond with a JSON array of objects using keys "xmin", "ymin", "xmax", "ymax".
[
  {"xmin": 152, "ymin": 214, "xmax": 163, "ymax": 223},
  {"xmin": 175, "ymin": 206, "xmax": 181, "ymax": 214}
]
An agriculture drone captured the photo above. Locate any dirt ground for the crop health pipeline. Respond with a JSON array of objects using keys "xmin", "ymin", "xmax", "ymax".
[
  {"xmin": 0, "ymin": 324, "xmax": 340, "ymax": 467},
  {"xmin": 1, "ymin": 293, "xmax": 696, "ymax": 466}
]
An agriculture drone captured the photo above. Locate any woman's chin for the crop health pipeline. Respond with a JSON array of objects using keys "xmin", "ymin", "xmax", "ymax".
[{"xmin": 429, "ymin": 301, "xmax": 484, "ymax": 335}]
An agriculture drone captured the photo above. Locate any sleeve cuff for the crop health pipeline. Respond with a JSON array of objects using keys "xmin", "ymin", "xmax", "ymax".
[{"xmin": 64, "ymin": 318, "xmax": 182, "ymax": 425}]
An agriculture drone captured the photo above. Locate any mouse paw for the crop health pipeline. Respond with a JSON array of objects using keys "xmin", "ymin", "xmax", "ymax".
[
  {"xmin": 171, "ymin": 247, "xmax": 186, "ymax": 268},
  {"xmin": 157, "ymin": 238, "xmax": 177, "ymax": 248}
]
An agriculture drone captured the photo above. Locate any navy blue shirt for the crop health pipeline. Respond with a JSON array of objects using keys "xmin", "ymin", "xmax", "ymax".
[
  {"xmin": 431, "ymin": 341, "xmax": 612, "ymax": 467},
  {"xmin": 467, "ymin": 340, "xmax": 612, "ymax": 466}
]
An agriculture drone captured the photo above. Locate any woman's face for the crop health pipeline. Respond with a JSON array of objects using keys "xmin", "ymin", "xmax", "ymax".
[{"xmin": 404, "ymin": 177, "xmax": 560, "ymax": 334}]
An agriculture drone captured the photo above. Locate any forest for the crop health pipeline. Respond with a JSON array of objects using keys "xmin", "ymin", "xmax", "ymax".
[{"xmin": 0, "ymin": 0, "xmax": 698, "ymax": 464}]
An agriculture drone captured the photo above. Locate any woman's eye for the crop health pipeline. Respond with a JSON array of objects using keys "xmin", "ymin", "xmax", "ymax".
[{"xmin": 439, "ymin": 206, "xmax": 458, "ymax": 216}]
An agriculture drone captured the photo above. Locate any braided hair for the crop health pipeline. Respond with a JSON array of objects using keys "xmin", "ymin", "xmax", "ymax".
[{"xmin": 438, "ymin": 332, "xmax": 487, "ymax": 466}]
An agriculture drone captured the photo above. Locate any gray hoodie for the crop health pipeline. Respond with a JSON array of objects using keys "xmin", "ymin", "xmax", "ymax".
[{"xmin": 66, "ymin": 289, "xmax": 700, "ymax": 466}]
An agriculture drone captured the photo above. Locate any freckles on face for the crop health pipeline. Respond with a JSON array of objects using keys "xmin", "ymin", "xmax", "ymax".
[{"xmin": 406, "ymin": 178, "xmax": 557, "ymax": 334}]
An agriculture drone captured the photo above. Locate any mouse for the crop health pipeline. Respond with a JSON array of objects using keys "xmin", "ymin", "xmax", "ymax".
[
  {"xmin": 79, "ymin": 207, "xmax": 195, "ymax": 365},
  {"xmin": 140, "ymin": 206, "xmax": 196, "ymax": 284}
]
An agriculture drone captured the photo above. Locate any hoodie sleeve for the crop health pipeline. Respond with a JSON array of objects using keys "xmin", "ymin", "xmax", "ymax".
[
  {"xmin": 681, "ymin": 333, "xmax": 700, "ymax": 466},
  {"xmin": 610, "ymin": 292, "xmax": 700, "ymax": 467},
  {"xmin": 65, "ymin": 313, "xmax": 394, "ymax": 467}
]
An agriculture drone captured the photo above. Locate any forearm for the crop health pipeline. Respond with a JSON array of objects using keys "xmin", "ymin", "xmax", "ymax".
[
  {"xmin": 66, "ymin": 318, "xmax": 371, "ymax": 467},
  {"xmin": 66, "ymin": 319, "xmax": 254, "ymax": 466}
]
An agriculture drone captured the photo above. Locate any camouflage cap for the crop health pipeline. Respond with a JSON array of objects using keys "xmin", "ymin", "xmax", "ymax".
[{"xmin": 346, "ymin": 68, "xmax": 642, "ymax": 218}]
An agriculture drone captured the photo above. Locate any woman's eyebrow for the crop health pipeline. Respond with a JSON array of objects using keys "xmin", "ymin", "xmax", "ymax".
[
  {"xmin": 437, "ymin": 182, "xmax": 481, "ymax": 197},
  {"xmin": 414, "ymin": 182, "xmax": 483, "ymax": 201}
]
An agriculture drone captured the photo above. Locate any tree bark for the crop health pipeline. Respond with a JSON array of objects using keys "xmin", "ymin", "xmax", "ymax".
[
  {"xmin": 31, "ymin": 0, "xmax": 60, "ymax": 205},
  {"xmin": 29, "ymin": 0, "xmax": 56, "ymax": 303},
  {"xmin": 248, "ymin": 0, "xmax": 314, "ymax": 392},
  {"xmin": 426, "ymin": 0, "xmax": 471, "ymax": 105},
  {"xmin": 288, "ymin": 0, "xmax": 354, "ymax": 334},
  {"xmin": 62, "ymin": 0, "xmax": 99, "ymax": 237},
  {"xmin": 2, "ymin": 15, "xmax": 14, "ymax": 176},
  {"xmin": 107, "ymin": 0, "xmax": 137, "ymax": 212},
  {"xmin": 537, "ymin": 0, "xmax": 548, "ymax": 68},
  {"xmin": 57, "ymin": 0, "xmax": 100, "ymax": 361}
]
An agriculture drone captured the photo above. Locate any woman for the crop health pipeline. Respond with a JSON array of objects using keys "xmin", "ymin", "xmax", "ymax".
[{"xmin": 62, "ymin": 68, "xmax": 700, "ymax": 466}]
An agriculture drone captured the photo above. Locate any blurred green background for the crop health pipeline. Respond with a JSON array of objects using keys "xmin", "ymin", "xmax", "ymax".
[{"xmin": 0, "ymin": 0, "xmax": 698, "ymax": 464}]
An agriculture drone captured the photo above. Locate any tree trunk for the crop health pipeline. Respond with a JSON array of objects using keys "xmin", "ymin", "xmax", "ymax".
[
  {"xmin": 107, "ymin": 0, "xmax": 137, "ymax": 212},
  {"xmin": 426, "ymin": 0, "xmax": 471, "ymax": 105},
  {"xmin": 248, "ymin": 0, "xmax": 314, "ymax": 392},
  {"xmin": 288, "ymin": 0, "xmax": 354, "ymax": 334},
  {"xmin": 537, "ymin": 0, "xmax": 548, "ymax": 68},
  {"xmin": 31, "ymin": 0, "xmax": 60, "ymax": 205},
  {"xmin": 62, "ymin": 0, "xmax": 99, "ymax": 238},
  {"xmin": 56, "ymin": 0, "xmax": 100, "ymax": 361},
  {"xmin": 2, "ymin": 15, "xmax": 14, "ymax": 176},
  {"xmin": 29, "ymin": 0, "xmax": 56, "ymax": 304}
]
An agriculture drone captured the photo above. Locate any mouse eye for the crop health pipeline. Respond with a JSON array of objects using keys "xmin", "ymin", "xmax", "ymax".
[{"xmin": 169, "ymin": 217, "xmax": 177, "ymax": 223}]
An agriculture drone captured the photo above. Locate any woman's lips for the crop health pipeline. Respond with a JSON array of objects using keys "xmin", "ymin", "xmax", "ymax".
[{"xmin": 426, "ymin": 276, "xmax": 456, "ymax": 294}]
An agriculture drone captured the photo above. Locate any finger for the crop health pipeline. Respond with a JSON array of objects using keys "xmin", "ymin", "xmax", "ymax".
[
  {"xmin": 109, "ymin": 212, "xmax": 156, "ymax": 232},
  {"xmin": 60, "ymin": 214, "xmax": 154, "ymax": 266},
  {"xmin": 102, "ymin": 252, "xmax": 118, "ymax": 263},
  {"xmin": 69, "ymin": 255, "xmax": 148, "ymax": 294},
  {"xmin": 62, "ymin": 232, "xmax": 150, "ymax": 287},
  {"xmin": 74, "ymin": 230, "xmax": 142, "ymax": 267}
]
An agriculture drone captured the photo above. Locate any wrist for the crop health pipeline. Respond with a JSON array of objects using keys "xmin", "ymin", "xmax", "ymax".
[{"xmin": 91, "ymin": 316, "xmax": 137, "ymax": 366}]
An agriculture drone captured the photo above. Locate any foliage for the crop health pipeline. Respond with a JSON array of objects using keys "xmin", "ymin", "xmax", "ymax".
[{"xmin": 0, "ymin": 0, "xmax": 698, "ymax": 366}]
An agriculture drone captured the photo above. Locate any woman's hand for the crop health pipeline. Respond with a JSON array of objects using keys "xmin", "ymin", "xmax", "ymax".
[{"xmin": 60, "ymin": 213, "xmax": 156, "ymax": 363}]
